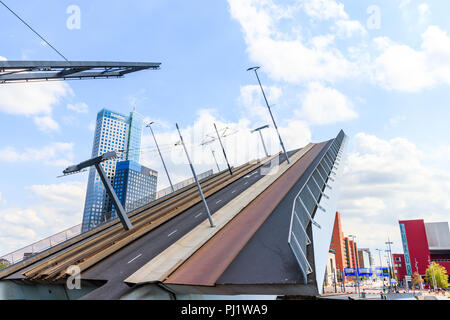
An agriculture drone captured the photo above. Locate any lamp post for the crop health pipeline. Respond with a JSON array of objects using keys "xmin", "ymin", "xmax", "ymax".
[
  {"xmin": 386, "ymin": 239, "xmax": 395, "ymax": 290},
  {"xmin": 200, "ymin": 137, "xmax": 221, "ymax": 173},
  {"xmin": 147, "ymin": 122, "xmax": 174, "ymax": 193},
  {"xmin": 176, "ymin": 123, "xmax": 214, "ymax": 228},
  {"xmin": 348, "ymin": 235, "xmax": 360, "ymax": 297},
  {"xmin": 247, "ymin": 66, "xmax": 290, "ymax": 164},
  {"xmin": 214, "ymin": 123, "xmax": 232, "ymax": 175},
  {"xmin": 376, "ymin": 248, "xmax": 385, "ymax": 291}
]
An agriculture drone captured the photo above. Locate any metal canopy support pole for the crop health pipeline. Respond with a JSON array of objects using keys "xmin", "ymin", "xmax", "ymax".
[
  {"xmin": 147, "ymin": 122, "xmax": 174, "ymax": 192},
  {"xmin": 211, "ymin": 150, "xmax": 220, "ymax": 172},
  {"xmin": 214, "ymin": 123, "xmax": 232, "ymax": 175},
  {"xmin": 258, "ymin": 130, "xmax": 269, "ymax": 158},
  {"xmin": 176, "ymin": 123, "xmax": 215, "ymax": 228},
  {"xmin": 251, "ymin": 125, "xmax": 270, "ymax": 158},
  {"xmin": 248, "ymin": 67, "xmax": 290, "ymax": 164},
  {"xmin": 94, "ymin": 163, "xmax": 132, "ymax": 231},
  {"xmin": 62, "ymin": 151, "xmax": 132, "ymax": 231}
]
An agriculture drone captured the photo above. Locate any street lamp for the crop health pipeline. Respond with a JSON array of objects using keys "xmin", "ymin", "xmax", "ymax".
[
  {"xmin": 376, "ymin": 248, "xmax": 386, "ymax": 291},
  {"xmin": 348, "ymin": 235, "xmax": 361, "ymax": 298},
  {"xmin": 147, "ymin": 122, "xmax": 174, "ymax": 193},
  {"xmin": 214, "ymin": 123, "xmax": 233, "ymax": 175},
  {"xmin": 176, "ymin": 123, "xmax": 215, "ymax": 228},
  {"xmin": 385, "ymin": 239, "xmax": 395, "ymax": 290},
  {"xmin": 247, "ymin": 66, "xmax": 290, "ymax": 164}
]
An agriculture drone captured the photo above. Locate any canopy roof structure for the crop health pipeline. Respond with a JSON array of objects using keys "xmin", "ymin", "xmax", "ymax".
[{"xmin": 0, "ymin": 60, "xmax": 161, "ymax": 83}]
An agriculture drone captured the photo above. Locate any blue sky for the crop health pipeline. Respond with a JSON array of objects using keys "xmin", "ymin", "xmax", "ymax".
[{"xmin": 0, "ymin": 0, "xmax": 449, "ymax": 262}]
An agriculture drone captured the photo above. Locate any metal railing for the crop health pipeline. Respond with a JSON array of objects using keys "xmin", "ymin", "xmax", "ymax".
[
  {"xmin": 0, "ymin": 224, "xmax": 82, "ymax": 266},
  {"xmin": 0, "ymin": 170, "xmax": 214, "ymax": 267},
  {"xmin": 156, "ymin": 170, "xmax": 213, "ymax": 199},
  {"xmin": 288, "ymin": 130, "xmax": 346, "ymax": 284}
]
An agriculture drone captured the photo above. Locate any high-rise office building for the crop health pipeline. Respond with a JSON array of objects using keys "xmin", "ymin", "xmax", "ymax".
[
  {"xmin": 112, "ymin": 160, "xmax": 158, "ymax": 214},
  {"xmin": 82, "ymin": 108, "xmax": 145, "ymax": 232}
]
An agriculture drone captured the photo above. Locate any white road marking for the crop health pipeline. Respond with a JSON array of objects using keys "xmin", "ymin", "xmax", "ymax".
[
  {"xmin": 195, "ymin": 212, "xmax": 203, "ymax": 218},
  {"xmin": 216, "ymin": 199, "xmax": 222, "ymax": 204},
  {"xmin": 167, "ymin": 230, "xmax": 178, "ymax": 237},
  {"xmin": 244, "ymin": 181, "xmax": 248, "ymax": 185},
  {"xmin": 231, "ymin": 190, "xmax": 236, "ymax": 194},
  {"xmin": 127, "ymin": 253, "xmax": 142, "ymax": 264}
]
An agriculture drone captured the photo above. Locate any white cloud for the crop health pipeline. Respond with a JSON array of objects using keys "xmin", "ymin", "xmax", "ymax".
[
  {"xmin": 139, "ymin": 109, "xmax": 312, "ymax": 190},
  {"xmin": 67, "ymin": 102, "xmax": 89, "ymax": 113},
  {"xmin": 301, "ymin": 0, "xmax": 348, "ymax": 20},
  {"xmin": 372, "ymin": 26, "xmax": 450, "ymax": 92},
  {"xmin": 33, "ymin": 116, "xmax": 60, "ymax": 133},
  {"xmin": 333, "ymin": 19, "xmax": 367, "ymax": 38},
  {"xmin": 28, "ymin": 182, "xmax": 86, "ymax": 207},
  {"xmin": 0, "ymin": 181, "xmax": 86, "ymax": 256},
  {"xmin": 398, "ymin": 0, "xmax": 411, "ymax": 9},
  {"xmin": 0, "ymin": 82, "xmax": 72, "ymax": 116},
  {"xmin": 88, "ymin": 121, "xmax": 96, "ymax": 132},
  {"xmin": 238, "ymin": 84, "xmax": 283, "ymax": 123},
  {"xmin": 0, "ymin": 142, "xmax": 74, "ymax": 167},
  {"xmin": 295, "ymin": 82, "xmax": 357, "ymax": 125},
  {"xmin": 0, "ymin": 56, "xmax": 6, "ymax": 61},
  {"xmin": 0, "ymin": 192, "xmax": 6, "ymax": 205},
  {"xmin": 418, "ymin": 3, "xmax": 431, "ymax": 24},
  {"xmin": 388, "ymin": 116, "xmax": 406, "ymax": 127},
  {"xmin": 339, "ymin": 133, "xmax": 450, "ymax": 253},
  {"xmin": 228, "ymin": 0, "xmax": 450, "ymax": 94},
  {"xmin": 227, "ymin": 0, "xmax": 358, "ymax": 84}
]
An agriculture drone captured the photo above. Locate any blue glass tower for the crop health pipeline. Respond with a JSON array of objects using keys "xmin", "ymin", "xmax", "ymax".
[
  {"xmin": 82, "ymin": 108, "xmax": 146, "ymax": 232},
  {"xmin": 112, "ymin": 160, "xmax": 158, "ymax": 215}
]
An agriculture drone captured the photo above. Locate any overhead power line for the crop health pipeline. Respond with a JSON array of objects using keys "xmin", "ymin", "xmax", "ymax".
[{"xmin": 0, "ymin": 0, "xmax": 69, "ymax": 61}]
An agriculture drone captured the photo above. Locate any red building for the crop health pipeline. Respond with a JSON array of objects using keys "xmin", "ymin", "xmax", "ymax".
[
  {"xmin": 329, "ymin": 212, "xmax": 360, "ymax": 282},
  {"xmin": 392, "ymin": 253, "xmax": 407, "ymax": 282},
  {"xmin": 398, "ymin": 219, "xmax": 450, "ymax": 281},
  {"xmin": 329, "ymin": 212, "xmax": 346, "ymax": 272}
]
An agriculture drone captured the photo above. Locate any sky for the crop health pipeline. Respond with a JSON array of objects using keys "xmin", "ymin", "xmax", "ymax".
[{"xmin": 0, "ymin": 0, "xmax": 449, "ymax": 265}]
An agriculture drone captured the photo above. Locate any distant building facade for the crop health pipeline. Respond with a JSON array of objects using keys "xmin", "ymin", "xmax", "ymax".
[
  {"xmin": 398, "ymin": 219, "xmax": 450, "ymax": 280},
  {"xmin": 82, "ymin": 108, "xmax": 145, "ymax": 232},
  {"xmin": 343, "ymin": 237, "xmax": 360, "ymax": 270},
  {"xmin": 329, "ymin": 212, "xmax": 346, "ymax": 271},
  {"xmin": 323, "ymin": 252, "xmax": 337, "ymax": 287},
  {"xmin": 358, "ymin": 248, "xmax": 372, "ymax": 268},
  {"xmin": 0, "ymin": 258, "xmax": 10, "ymax": 266},
  {"xmin": 392, "ymin": 253, "xmax": 407, "ymax": 282},
  {"xmin": 329, "ymin": 212, "xmax": 361, "ymax": 282},
  {"xmin": 112, "ymin": 160, "xmax": 158, "ymax": 214}
]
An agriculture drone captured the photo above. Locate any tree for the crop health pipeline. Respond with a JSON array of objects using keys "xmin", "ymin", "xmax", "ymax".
[
  {"xmin": 424, "ymin": 262, "xmax": 449, "ymax": 289},
  {"xmin": 411, "ymin": 272, "xmax": 423, "ymax": 286},
  {"xmin": 0, "ymin": 264, "xmax": 7, "ymax": 271}
]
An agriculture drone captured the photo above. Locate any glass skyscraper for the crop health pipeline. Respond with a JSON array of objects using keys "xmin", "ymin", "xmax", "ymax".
[
  {"xmin": 82, "ymin": 108, "xmax": 146, "ymax": 232},
  {"xmin": 112, "ymin": 160, "xmax": 158, "ymax": 215}
]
